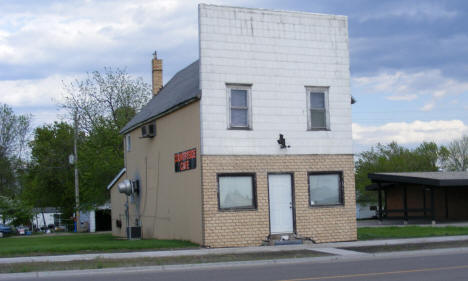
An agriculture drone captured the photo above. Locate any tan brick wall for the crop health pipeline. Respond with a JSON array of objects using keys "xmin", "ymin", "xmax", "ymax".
[{"xmin": 201, "ymin": 154, "xmax": 357, "ymax": 247}]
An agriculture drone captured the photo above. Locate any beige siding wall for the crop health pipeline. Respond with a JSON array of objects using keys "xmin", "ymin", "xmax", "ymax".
[
  {"xmin": 110, "ymin": 175, "xmax": 128, "ymax": 237},
  {"xmin": 202, "ymin": 154, "xmax": 356, "ymax": 247},
  {"xmin": 114, "ymin": 101, "xmax": 202, "ymax": 244}
]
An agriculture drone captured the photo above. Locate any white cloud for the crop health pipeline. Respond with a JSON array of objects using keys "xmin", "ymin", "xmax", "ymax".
[
  {"xmin": 353, "ymin": 120, "xmax": 468, "ymax": 145},
  {"xmin": 0, "ymin": 0, "xmax": 201, "ymax": 66},
  {"xmin": 0, "ymin": 74, "xmax": 78, "ymax": 107},
  {"xmin": 421, "ymin": 102, "xmax": 435, "ymax": 112},
  {"xmin": 0, "ymin": 0, "xmax": 256, "ymax": 69},
  {"xmin": 353, "ymin": 69, "xmax": 468, "ymax": 109},
  {"xmin": 357, "ymin": 3, "xmax": 458, "ymax": 22},
  {"xmin": 386, "ymin": 94, "xmax": 418, "ymax": 101}
]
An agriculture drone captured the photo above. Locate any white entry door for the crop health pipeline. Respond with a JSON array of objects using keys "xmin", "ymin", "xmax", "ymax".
[{"xmin": 268, "ymin": 174, "xmax": 294, "ymax": 234}]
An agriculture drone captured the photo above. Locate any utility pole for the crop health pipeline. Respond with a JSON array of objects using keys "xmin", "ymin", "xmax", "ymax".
[{"xmin": 74, "ymin": 112, "xmax": 80, "ymax": 232}]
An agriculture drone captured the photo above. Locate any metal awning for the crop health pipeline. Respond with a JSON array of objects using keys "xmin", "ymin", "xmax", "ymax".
[
  {"xmin": 367, "ymin": 172, "xmax": 468, "ymax": 223},
  {"xmin": 368, "ymin": 172, "xmax": 468, "ymax": 187},
  {"xmin": 365, "ymin": 182, "xmax": 394, "ymax": 191}
]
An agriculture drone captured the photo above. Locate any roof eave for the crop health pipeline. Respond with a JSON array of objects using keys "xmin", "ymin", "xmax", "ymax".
[
  {"xmin": 106, "ymin": 168, "xmax": 126, "ymax": 190},
  {"xmin": 368, "ymin": 173, "xmax": 468, "ymax": 187},
  {"xmin": 369, "ymin": 173, "xmax": 440, "ymax": 186},
  {"xmin": 119, "ymin": 94, "xmax": 200, "ymax": 135}
]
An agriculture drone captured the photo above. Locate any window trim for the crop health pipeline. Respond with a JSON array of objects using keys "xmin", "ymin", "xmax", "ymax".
[
  {"xmin": 217, "ymin": 173, "xmax": 257, "ymax": 211},
  {"xmin": 306, "ymin": 86, "xmax": 330, "ymax": 131},
  {"xmin": 125, "ymin": 134, "xmax": 131, "ymax": 152},
  {"xmin": 307, "ymin": 171, "xmax": 344, "ymax": 208},
  {"xmin": 226, "ymin": 84, "xmax": 252, "ymax": 130}
]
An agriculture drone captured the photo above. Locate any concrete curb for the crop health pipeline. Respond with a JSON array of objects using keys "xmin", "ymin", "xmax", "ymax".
[{"xmin": 3, "ymin": 247, "xmax": 468, "ymax": 280}]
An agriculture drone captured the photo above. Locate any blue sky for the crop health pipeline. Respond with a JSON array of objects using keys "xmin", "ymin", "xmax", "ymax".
[{"xmin": 1, "ymin": 0, "xmax": 467, "ymax": 152}]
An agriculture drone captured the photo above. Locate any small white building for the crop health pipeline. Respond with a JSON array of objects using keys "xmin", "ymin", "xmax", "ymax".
[{"xmin": 33, "ymin": 208, "xmax": 62, "ymax": 229}]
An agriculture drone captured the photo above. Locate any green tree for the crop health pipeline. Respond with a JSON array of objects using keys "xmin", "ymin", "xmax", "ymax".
[
  {"xmin": 440, "ymin": 135, "xmax": 468, "ymax": 171},
  {"xmin": 22, "ymin": 122, "xmax": 76, "ymax": 218},
  {"xmin": 61, "ymin": 68, "xmax": 150, "ymax": 208},
  {"xmin": 0, "ymin": 196, "xmax": 32, "ymax": 226},
  {"xmin": 62, "ymin": 68, "xmax": 149, "ymax": 134},
  {"xmin": 78, "ymin": 117, "xmax": 126, "ymax": 208},
  {"xmin": 0, "ymin": 103, "xmax": 31, "ymax": 198},
  {"xmin": 355, "ymin": 142, "xmax": 441, "ymax": 203}
]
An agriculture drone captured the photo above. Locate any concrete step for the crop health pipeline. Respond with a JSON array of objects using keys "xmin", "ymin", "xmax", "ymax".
[
  {"xmin": 273, "ymin": 239, "xmax": 303, "ymax": 246},
  {"xmin": 264, "ymin": 233, "xmax": 304, "ymax": 246}
]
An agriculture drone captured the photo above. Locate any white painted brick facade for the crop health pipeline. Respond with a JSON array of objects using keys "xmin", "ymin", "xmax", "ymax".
[{"xmin": 199, "ymin": 4, "xmax": 352, "ymax": 155}]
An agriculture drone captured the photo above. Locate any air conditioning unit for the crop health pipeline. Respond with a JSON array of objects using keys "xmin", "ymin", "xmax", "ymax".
[
  {"xmin": 141, "ymin": 122, "xmax": 156, "ymax": 138},
  {"xmin": 127, "ymin": 226, "xmax": 141, "ymax": 240},
  {"xmin": 147, "ymin": 123, "xmax": 156, "ymax": 137}
]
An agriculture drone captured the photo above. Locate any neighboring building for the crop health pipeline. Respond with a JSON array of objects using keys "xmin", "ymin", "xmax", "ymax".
[
  {"xmin": 356, "ymin": 203, "xmax": 376, "ymax": 219},
  {"xmin": 367, "ymin": 172, "xmax": 468, "ymax": 223},
  {"xmin": 109, "ymin": 4, "xmax": 356, "ymax": 247},
  {"xmin": 32, "ymin": 206, "xmax": 111, "ymax": 232},
  {"xmin": 33, "ymin": 207, "xmax": 62, "ymax": 229},
  {"xmin": 81, "ymin": 204, "xmax": 112, "ymax": 233}
]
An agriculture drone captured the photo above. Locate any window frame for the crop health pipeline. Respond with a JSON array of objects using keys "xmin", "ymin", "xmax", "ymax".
[
  {"xmin": 226, "ymin": 84, "xmax": 252, "ymax": 130},
  {"xmin": 306, "ymin": 86, "xmax": 330, "ymax": 131},
  {"xmin": 126, "ymin": 134, "xmax": 131, "ymax": 152},
  {"xmin": 217, "ymin": 173, "xmax": 257, "ymax": 211},
  {"xmin": 308, "ymin": 171, "xmax": 344, "ymax": 207}
]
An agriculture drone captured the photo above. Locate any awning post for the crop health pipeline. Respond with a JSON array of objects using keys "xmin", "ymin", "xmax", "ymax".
[
  {"xmin": 431, "ymin": 186, "xmax": 436, "ymax": 225},
  {"xmin": 445, "ymin": 188, "xmax": 449, "ymax": 219},
  {"xmin": 377, "ymin": 182, "xmax": 383, "ymax": 222},
  {"xmin": 403, "ymin": 186, "xmax": 408, "ymax": 224},
  {"xmin": 423, "ymin": 188, "xmax": 426, "ymax": 217}
]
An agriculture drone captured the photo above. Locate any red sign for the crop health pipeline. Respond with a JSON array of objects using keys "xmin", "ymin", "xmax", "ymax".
[{"xmin": 174, "ymin": 148, "xmax": 197, "ymax": 172}]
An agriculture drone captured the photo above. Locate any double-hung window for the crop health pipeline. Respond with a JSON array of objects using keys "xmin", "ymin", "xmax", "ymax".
[
  {"xmin": 227, "ymin": 85, "xmax": 251, "ymax": 129},
  {"xmin": 308, "ymin": 172, "xmax": 343, "ymax": 206},
  {"xmin": 218, "ymin": 173, "xmax": 256, "ymax": 210},
  {"xmin": 126, "ymin": 134, "xmax": 131, "ymax": 152},
  {"xmin": 307, "ymin": 87, "xmax": 329, "ymax": 130}
]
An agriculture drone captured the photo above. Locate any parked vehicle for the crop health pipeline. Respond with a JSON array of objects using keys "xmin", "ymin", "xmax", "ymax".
[
  {"xmin": 16, "ymin": 226, "xmax": 30, "ymax": 235},
  {"xmin": 0, "ymin": 224, "xmax": 12, "ymax": 234}
]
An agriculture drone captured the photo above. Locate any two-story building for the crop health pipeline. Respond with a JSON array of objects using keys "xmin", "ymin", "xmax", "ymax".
[{"xmin": 109, "ymin": 4, "xmax": 356, "ymax": 247}]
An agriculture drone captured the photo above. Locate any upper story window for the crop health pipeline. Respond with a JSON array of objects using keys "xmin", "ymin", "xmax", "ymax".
[
  {"xmin": 227, "ymin": 84, "xmax": 251, "ymax": 129},
  {"xmin": 307, "ymin": 86, "xmax": 329, "ymax": 130},
  {"xmin": 126, "ymin": 134, "xmax": 131, "ymax": 152}
]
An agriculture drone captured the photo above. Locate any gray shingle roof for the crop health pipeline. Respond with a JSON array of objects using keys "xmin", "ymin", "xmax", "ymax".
[
  {"xmin": 120, "ymin": 60, "xmax": 200, "ymax": 134},
  {"xmin": 368, "ymin": 172, "xmax": 468, "ymax": 187}
]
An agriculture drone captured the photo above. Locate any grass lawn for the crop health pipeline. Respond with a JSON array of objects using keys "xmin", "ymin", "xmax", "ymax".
[
  {"xmin": 0, "ymin": 233, "xmax": 198, "ymax": 257},
  {"xmin": 358, "ymin": 226, "xmax": 468, "ymax": 240},
  {"xmin": 342, "ymin": 240, "xmax": 468, "ymax": 254},
  {"xmin": 0, "ymin": 250, "xmax": 329, "ymax": 273}
]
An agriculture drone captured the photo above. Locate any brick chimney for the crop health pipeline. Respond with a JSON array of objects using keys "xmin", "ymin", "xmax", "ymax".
[{"xmin": 152, "ymin": 51, "xmax": 163, "ymax": 96}]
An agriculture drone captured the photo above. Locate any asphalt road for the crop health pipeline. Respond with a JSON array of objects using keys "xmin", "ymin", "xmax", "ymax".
[{"xmin": 4, "ymin": 251, "xmax": 468, "ymax": 281}]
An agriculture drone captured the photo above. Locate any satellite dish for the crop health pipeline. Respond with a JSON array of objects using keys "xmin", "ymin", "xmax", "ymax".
[
  {"xmin": 118, "ymin": 179, "xmax": 140, "ymax": 196},
  {"xmin": 118, "ymin": 180, "xmax": 132, "ymax": 195}
]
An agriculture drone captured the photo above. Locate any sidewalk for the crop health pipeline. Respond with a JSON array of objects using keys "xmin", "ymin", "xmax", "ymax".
[
  {"xmin": 358, "ymin": 219, "xmax": 468, "ymax": 227},
  {"xmin": 2, "ymin": 235, "xmax": 468, "ymax": 264}
]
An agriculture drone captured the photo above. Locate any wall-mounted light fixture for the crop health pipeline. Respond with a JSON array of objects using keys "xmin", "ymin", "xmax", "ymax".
[{"xmin": 277, "ymin": 134, "xmax": 290, "ymax": 149}]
